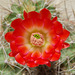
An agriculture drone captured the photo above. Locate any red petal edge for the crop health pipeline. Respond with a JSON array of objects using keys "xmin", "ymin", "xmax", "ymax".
[
  {"xmin": 15, "ymin": 53, "xmax": 25, "ymax": 65},
  {"xmin": 60, "ymin": 29, "xmax": 70, "ymax": 41},
  {"xmin": 15, "ymin": 36, "xmax": 25, "ymax": 45},
  {"xmin": 18, "ymin": 45, "xmax": 29, "ymax": 56},
  {"xmin": 40, "ymin": 8, "xmax": 51, "ymax": 19},
  {"xmin": 11, "ymin": 18, "xmax": 23, "ymax": 29},
  {"xmin": 10, "ymin": 41, "xmax": 19, "ymax": 56},
  {"xmin": 5, "ymin": 31, "xmax": 14, "ymax": 42},
  {"xmin": 31, "ymin": 50, "xmax": 41, "ymax": 58},
  {"xmin": 62, "ymin": 42, "xmax": 70, "ymax": 49},
  {"xmin": 54, "ymin": 21, "xmax": 63, "ymax": 35},
  {"xmin": 23, "ymin": 10, "xmax": 27, "ymax": 19},
  {"xmin": 55, "ymin": 40, "xmax": 63, "ymax": 52},
  {"xmin": 28, "ymin": 11, "xmax": 40, "ymax": 19},
  {"xmin": 9, "ymin": 52, "xmax": 14, "ymax": 57},
  {"xmin": 52, "ymin": 16, "xmax": 57, "ymax": 22},
  {"xmin": 50, "ymin": 52, "xmax": 61, "ymax": 61},
  {"xmin": 27, "ymin": 62, "xmax": 38, "ymax": 67},
  {"xmin": 46, "ymin": 61, "xmax": 51, "ymax": 67}
]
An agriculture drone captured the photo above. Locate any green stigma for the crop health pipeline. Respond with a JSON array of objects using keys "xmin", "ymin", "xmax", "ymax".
[{"xmin": 34, "ymin": 34, "xmax": 41, "ymax": 39}]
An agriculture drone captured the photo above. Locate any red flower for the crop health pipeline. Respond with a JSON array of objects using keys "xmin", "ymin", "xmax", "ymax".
[{"xmin": 5, "ymin": 8, "xmax": 70, "ymax": 67}]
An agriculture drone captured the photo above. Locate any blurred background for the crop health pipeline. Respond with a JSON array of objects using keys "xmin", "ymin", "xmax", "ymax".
[{"xmin": 0, "ymin": 0, "xmax": 75, "ymax": 75}]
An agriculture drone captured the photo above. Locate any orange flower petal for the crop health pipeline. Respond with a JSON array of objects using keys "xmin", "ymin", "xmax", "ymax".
[
  {"xmin": 60, "ymin": 29, "xmax": 70, "ymax": 41},
  {"xmin": 9, "ymin": 52, "xmax": 14, "ymax": 57},
  {"xmin": 23, "ymin": 11, "xmax": 27, "ymax": 19},
  {"xmin": 11, "ymin": 18, "xmax": 23, "ymax": 29},
  {"xmin": 18, "ymin": 45, "xmax": 29, "ymax": 56},
  {"xmin": 40, "ymin": 8, "xmax": 51, "ymax": 19},
  {"xmin": 15, "ymin": 36, "xmax": 25, "ymax": 45},
  {"xmin": 62, "ymin": 42, "xmax": 70, "ymax": 49},
  {"xmin": 50, "ymin": 52, "xmax": 61, "ymax": 61},
  {"xmin": 15, "ymin": 53, "xmax": 25, "ymax": 65},
  {"xmin": 5, "ymin": 31, "xmax": 14, "ymax": 42}
]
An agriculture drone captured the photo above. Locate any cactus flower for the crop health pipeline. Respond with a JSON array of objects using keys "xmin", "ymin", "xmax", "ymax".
[{"xmin": 5, "ymin": 8, "xmax": 70, "ymax": 67}]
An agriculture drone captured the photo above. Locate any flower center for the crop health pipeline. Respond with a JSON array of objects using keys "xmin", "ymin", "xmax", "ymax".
[{"xmin": 30, "ymin": 32, "xmax": 44, "ymax": 46}]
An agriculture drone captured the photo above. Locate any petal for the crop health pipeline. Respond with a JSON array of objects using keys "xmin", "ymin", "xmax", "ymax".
[
  {"xmin": 27, "ymin": 61, "xmax": 38, "ymax": 67},
  {"xmin": 42, "ymin": 45, "xmax": 55, "ymax": 59},
  {"xmin": 50, "ymin": 35, "xmax": 60, "ymax": 46},
  {"xmin": 23, "ymin": 10, "xmax": 27, "ymax": 19},
  {"xmin": 5, "ymin": 31, "xmax": 14, "ymax": 42},
  {"xmin": 46, "ymin": 61, "xmax": 51, "ymax": 67},
  {"xmin": 11, "ymin": 18, "xmax": 23, "ymax": 29},
  {"xmin": 23, "ymin": 52, "xmax": 32, "ymax": 60},
  {"xmin": 15, "ymin": 36, "xmax": 25, "ymax": 45},
  {"xmin": 55, "ymin": 40, "xmax": 63, "ymax": 52},
  {"xmin": 15, "ymin": 53, "xmax": 25, "ymax": 65},
  {"xmin": 42, "ymin": 51, "xmax": 51, "ymax": 59},
  {"xmin": 53, "ymin": 21, "xmax": 63, "ymax": 35},
  {"xmin": 13, "ymin": 27, "xmax": 26, "ymax": 37},
  {"xmin": 60, "ymin": 29, "xmax": 70, "ymax": 41},
  {"xmin": 43, "ymin": 19, "xmax": 53, "ymax": 30},
  {"xmin": 28, "ymin": 11, "xmax": 40, "ymax": 19},
  {"xmin": 32, "ymin": 18, "xmax": 44, "ymax": 27},
  {"xmin": 10, "ymin": 41, "xmax": 19, "ymax": 56},
  {"xmin": 40, "ymin": 8, "xmax": 51, "ymax": 19},
  {"xmin": 9, "ymin": 52, "xmax": 14, "ymax": 57},
  {"xmin": 35, "ymin": 59, "xmax": 48, "ymax": 65},
  {"xmin": 22, "ymin": 18, "xmax": 33, "ymax": 29},
  {"xmin": 31, "ymin": 50, "xmax": 41, "ymax": 59},
  {"xmin": 46, "ymin": 45, "xmax": 55, "ymax": 53},
  {"xmin": 50, "ymin": 52, "xmax": 61, "ymax": 61},
  {"xmin": 18, "ymin": 45, "xmax": 29, "ymax": 56},
  {"xmin": 49, "ymin": 29, "xmax": 56, "ymax": 38},
  {"xmin": 52, "ymin": 16, "xmax": 57, "ymax": 22},
  {"xmin": 62, "ymin": 42, "xmax": 70, "ymax": 49}
]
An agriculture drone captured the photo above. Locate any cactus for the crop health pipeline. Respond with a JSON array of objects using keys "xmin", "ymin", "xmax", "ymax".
[{"xmin": 0, "ymin": 0, "xmax": 75, "ymax": 75}]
